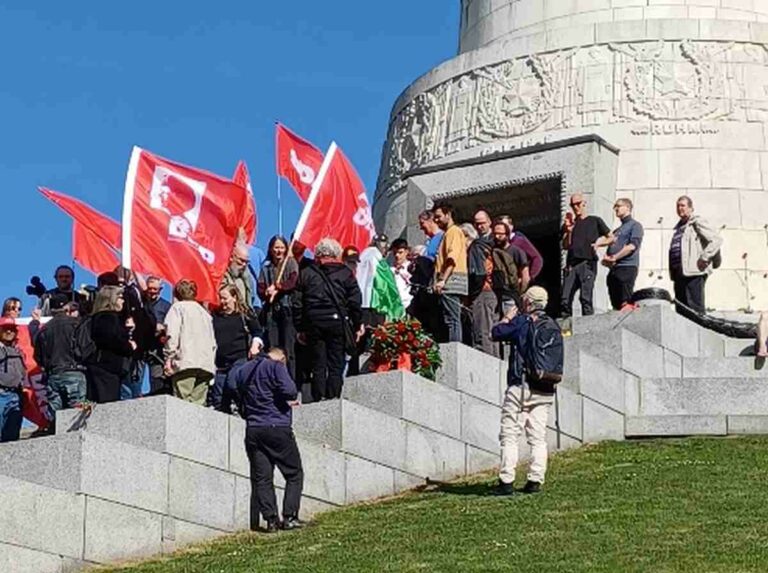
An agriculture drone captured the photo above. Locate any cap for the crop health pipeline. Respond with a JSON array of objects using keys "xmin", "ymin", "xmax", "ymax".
[
  {"xmin": 522, "ymin": 286, "xmax": 549, "ymax": 307},
  {"xmin": 373, "ymin": 234, "xmax": 389, "ymax": 245},
  {"xmin": 0, "ymin": 317, "xmax": 17, "ymax": 329}
]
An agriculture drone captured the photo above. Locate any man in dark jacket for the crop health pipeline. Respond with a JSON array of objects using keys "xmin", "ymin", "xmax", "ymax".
[
  {"xmin": 293, "ymin": 238, "xmax": 362, "ymax": 401},
  {"xmin": 33, "ymin": 298, "xmax": 86, "ymax": 418},
  {"xmin": 491, "ymin": 287, "xmax": 559, "ymax": 496},
  {"xmin": 235, "ymin": 349, "xmax": 303, "ymax": 532},
  {"xmin": 142, "ymin": 276, "xmax": 172, "ymax": 395}
]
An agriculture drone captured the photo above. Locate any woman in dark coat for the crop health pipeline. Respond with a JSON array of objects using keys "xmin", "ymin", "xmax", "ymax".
[
  {"xmin": 211, "ymin": 285, "xmax": 262, "ymax": 413},
  {"xmin": 87, "ymin": 286, "xmax": 135, "ymax": 403},
  {"xmin": 257, "ymin": 235, "xmax": 299, "ymax": 378}
]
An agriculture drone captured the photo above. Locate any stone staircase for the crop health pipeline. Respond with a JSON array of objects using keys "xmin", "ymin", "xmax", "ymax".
[{"xmin": 1, "ymin": 303, "xmax": 766, "ymax": 571}]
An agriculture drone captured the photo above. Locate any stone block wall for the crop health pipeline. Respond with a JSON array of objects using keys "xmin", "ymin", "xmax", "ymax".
[{"xmin": 2, "ymin": 305, "xmax": 767, "ymax": 571}]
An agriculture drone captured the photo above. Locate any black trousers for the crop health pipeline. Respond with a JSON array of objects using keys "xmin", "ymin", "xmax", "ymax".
[
  {"xmin": 561, "ymin": 260, "xmax": 597, "ymax": 317},
  {"xmin": 264, "ymin": 307, "xmax": 296, "ymax": 381},
  {"xmin": 673, "ymin": 274, "xmax": 707, "ymax": 315},
  {"xmin": 607, "ymin": 266, "xmax": 638, "ymax": 310},
  {"xmin": 309, "ymin": 323, "xmax": 346, "ymax": 401},
  {"xmin": 245, "ymin": 426, "xmax": 304, "ymax": 528}
]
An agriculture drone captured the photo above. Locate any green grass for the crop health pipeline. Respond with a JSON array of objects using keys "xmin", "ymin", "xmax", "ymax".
[{"xmin": 102, "ymin": 436, "xmax": 768, "ymax": 573}]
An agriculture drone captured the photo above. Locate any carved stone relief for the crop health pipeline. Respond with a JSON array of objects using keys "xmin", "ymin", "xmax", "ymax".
[{"xmin": 377, "ymin": 40, "xmax": 768, "ymax": 196}]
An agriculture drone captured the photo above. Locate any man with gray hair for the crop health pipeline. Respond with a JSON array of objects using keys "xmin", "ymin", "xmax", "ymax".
[
  {"xmin": 293, "ymin": 238, "xmax": 362, "ymax": 400},
  {"xmin": 222, "ymin": 242, "xmax": 256, "ymax": 314},
  {"xmin": 491, "ymin": 286, "xmax": 563, "ymax": 495}
]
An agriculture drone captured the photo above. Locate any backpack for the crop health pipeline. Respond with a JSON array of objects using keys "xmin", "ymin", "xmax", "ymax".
[
  {"xmin": 0, "ymin": 346, "xmax": 26, "ymax": 389},
  {"xmin": 524, "ymin": 313, "xmax": 564, "ymax": 393},
  {"xmin": 490, "ymin": 247, "xmax": 519, "ymax": 300},
  {"xmin": 72, "ymin": 316, "xmax": 97, "ymax": 365}
]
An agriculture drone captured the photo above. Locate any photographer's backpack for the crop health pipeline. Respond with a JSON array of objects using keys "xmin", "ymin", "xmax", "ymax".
[
  {"xmin": 524, "ymin": 313, "xmax": 564, "ymax": 392},
  {"xmin": 72, "ymin": 317, "xmax": 97, "ymax": 365}
]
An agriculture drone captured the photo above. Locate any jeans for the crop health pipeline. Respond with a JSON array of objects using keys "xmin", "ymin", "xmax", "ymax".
[
  {"xmin": 440, "ymin": 294, "xmax": 463, "ymax": 343},
  {"xmin": 673, "ymin": 274, "xmax": 707, "ymax": 315},
  {"xmin": 561, "ymin": 260, "xmax": 597, "ymax": 317},
  {"xmin": 245, "ymin": 426, "xmax": 304, "ymax": 528},
  {"xmin": 120, "ymin": 360, "xmax": 143, "ymax": 401},
  {"xmin": 209, "ymin": 359, "xmax": 246, "ymax": 414},
  {"xmin": 308, "ymin": 323, "xmax": 346, "ymax": 401},
  {"xmin": 0, "ymin": 389, "xmax": 22, "ymax": 443},
  {"xmin": 47, "ymin": 371, "xmax": 87, "ymax": 416}
]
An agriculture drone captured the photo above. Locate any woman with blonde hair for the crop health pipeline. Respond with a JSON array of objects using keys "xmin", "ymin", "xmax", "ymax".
[
  {"xmin": 88, "ymin": 286, "xmax": 136, "ymax": 403},
  {"xmin": 164, "ymin": 279, "xmax": 217, "ymax": 406},
  {"xmin": 211, "ymin": 284, "xmax": 263, "ymax": 413}
]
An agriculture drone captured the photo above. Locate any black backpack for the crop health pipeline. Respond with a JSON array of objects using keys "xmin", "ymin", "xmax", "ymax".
[
  {"xmin": 72, "ymin": 316, "xmax": 97, "ymax": 365},
  {"xmin": 523, "ymin": 313, "xmax": 564, "ymax": 393}
]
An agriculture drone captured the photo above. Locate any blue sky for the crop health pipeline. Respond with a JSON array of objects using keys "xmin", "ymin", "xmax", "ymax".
[{"xmin": 0, "ymin": 1, "xmax": 457, "ymax": 308}]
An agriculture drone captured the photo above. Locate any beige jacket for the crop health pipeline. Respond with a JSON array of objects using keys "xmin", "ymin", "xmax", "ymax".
[
  {"xmin": 669, "ymin": 215, "xmax": 723, "ymax": 278},
  {"xmin": 164, "ymin": 301, "xmax": 217, "ymax": 375}
]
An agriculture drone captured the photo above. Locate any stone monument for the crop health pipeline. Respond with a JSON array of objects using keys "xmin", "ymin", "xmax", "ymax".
[{"xmin": 374, "ymin": 0, "xmax": 768, "ymax": 313}]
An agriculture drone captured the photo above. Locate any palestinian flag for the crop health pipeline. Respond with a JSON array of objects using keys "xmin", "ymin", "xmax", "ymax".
[{"xmin": 357, "ymin": 247, "xmax": 405, "ymax": 321}]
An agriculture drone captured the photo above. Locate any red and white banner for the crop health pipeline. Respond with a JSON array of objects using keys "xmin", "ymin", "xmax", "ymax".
[
  {"xmin": 122, "ymin": 147, "xmax": 247, "ymax": 302},
  {"xmin": 233, "ymin": 160, "xmax": 257, "ymax": 245},
  {"xmin": 276, "ymin": 123, "xmax": 324, "ymax": 202},
  {"xmin": 73, "ymin": 221, "xmax": 120, "ymax": 275},
  {"xmin": 294, "ymin": 142, "xmax": 375, "ymax": 253}
]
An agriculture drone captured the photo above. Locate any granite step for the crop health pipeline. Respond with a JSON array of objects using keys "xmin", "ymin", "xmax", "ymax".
[
  {"xmin": 682, "ymin": 356, "xmax": 768, "ymax": 379},
  {"xmin": 639, "ymin": 377, "xmax": 768, "ymax": 417}
]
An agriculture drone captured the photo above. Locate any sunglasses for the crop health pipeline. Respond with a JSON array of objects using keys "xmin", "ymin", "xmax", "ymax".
[{"xmin": 570, "ymin": 201, "xmax": 584, "ymax": 207}]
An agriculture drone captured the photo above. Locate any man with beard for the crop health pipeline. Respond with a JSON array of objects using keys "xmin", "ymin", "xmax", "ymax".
[{"xmin": 222, "ymin": 242, "xmax": 257, "ymax": 315}]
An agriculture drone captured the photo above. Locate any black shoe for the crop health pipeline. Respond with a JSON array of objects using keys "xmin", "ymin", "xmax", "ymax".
[
  {"xmin": 492, "ymin": 481, "xmax": 516, "ymax": 496},
  {"xmin": 265, "ymin": 519, "xmax": 281, "ymax": 533},
  {"xmin": 522, "ymin": 480, "xmax": 542, "ymax": 494},
  {"xmin": 282, "ymin": 516, "xmax": 304, "ymax": 530}
]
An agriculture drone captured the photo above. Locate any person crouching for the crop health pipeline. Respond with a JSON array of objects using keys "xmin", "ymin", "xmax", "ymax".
[{"xmin": 234, "ymin": 347, "xmax": 304, "ymax": 532}]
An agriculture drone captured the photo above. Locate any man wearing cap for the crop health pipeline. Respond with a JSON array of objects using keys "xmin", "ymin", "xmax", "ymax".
[
  {"xmin": 0, "ymin": 317, "xmax": 26, "ymax": 442},
  {"xmin": 491, "ymin": 287, "xmax": 561, "ymax": 495},
  {"xmin": 34, "ymin": 297, "xmax": 87, "ymax": 418}
]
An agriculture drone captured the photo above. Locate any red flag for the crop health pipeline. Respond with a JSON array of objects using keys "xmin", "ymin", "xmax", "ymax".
[
  {"xmin": 39, "ymin": 187, "xmax": 121, "ymax": 249},
  {"xmin": 15, "ymin": 318, "xmax": 51, "ymax": 430},
  {"xmin": 276, "ymin": 123, "xmax": 324, "ymax": 202},
  {"xmin": 73, "ymin": 221, "xmax": 121, "ymax": 275},
  {"xmin": 122, "ymin": 146, "xmax": 247, "ymax": 303},
  {"xmin": 233, "ymin": 160, "xmax": 257, "ymax": 245},
  {"xmin": 294, "ymin": 142, "xmax": 374, "ymax": 253}
]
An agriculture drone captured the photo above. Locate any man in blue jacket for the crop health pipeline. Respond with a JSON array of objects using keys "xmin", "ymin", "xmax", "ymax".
[
  {"xmin": 234, "ymin": 348, "xmax": 304, "ymax": 532},
  {"xmin": 491, "ymin": 287, "xmax": 558, "ymax": 495}
]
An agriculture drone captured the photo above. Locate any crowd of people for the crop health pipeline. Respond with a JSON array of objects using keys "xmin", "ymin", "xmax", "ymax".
[{"xmin": 2, "ymin": 191, "xmax": 766, "ymax": 527}]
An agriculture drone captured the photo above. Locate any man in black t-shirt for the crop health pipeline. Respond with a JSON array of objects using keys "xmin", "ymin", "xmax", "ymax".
[{"xmin": 560, "ymin": 193, "xmax": 612, "ymax": 318}]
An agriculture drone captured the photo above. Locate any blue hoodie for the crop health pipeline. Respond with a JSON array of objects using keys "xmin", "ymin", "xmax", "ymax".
[{"xmin": 234, "ymin": 357, "xmax": 298, "ymax": 428}]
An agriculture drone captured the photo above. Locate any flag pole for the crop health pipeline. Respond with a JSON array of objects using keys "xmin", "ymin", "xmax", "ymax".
[
  {"xmin": 270, "ymin": 141, "xmax": 338, "ymax": 295},
  {"xmin": 274, "ymin": 121, "xmax": 283, "ymax": 237}
]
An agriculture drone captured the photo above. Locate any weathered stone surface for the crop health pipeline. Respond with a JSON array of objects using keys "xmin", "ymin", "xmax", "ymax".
[
  {"xmin": 699, "ymin": 329, "xmax": 725, "ymax": 357},
  {"xmin": 342, "ymin": 401, "xmax": 407, "ymax": 470},
  {"xmin": 404, "ymin": 423, "xmax": 466, "ymax": 480},
  {"xmin": 438, "ymin": 342, "xmax": 503, "ymax": 405},
  {"xmin": 345, "ymin": 455, "xmax": 395, "ymax": 503},
  {"xmin": 549, "ymin": 385, "xmax": 583, "ymax": 441},
  {"xmin": 723, "ymin": 338, "xmax": 756, "ymax": 357},
  {"xmin": 343, "ymin": 371, "xmax": 461, "ymax": 439},
  {"xmin": 0, "ymin": 475, "xmax": 84, "ymax": 559},
  {"xmin": 228, "ymin": 416, "xmax": 248, "ymax": 478},
  {"xmin": 460, "ymin": 393, "xmax": 501, "ymax": 453},
  {"xmin": 0, "ymin": 433, "xmax": 82, "ymax": 492},
  {"xmin": 578, "ymin": 352, "xmax": 625, "ymax": 413},
  {"xmin": 293, "ymin": 439, "xmax": 346, "ymax": 506},
  {"xmin": 727, "ymin": 416, "xmax": 768, "ymax": 434},
  {"xmin": 546, "ymin": 429, "xmax": 581, "ymax": 453},
  {"xmin": 663, "ymin": 349, "xmax": 683, "ymax": 379},
  {"xmin": 162, "ymin": 517, "xmax": 227, "ymax": 555},
  {"xmin": 168, "ymin": 457, "xmax": 235, "ymax": 532},
  {"xmin": 625, "ymin": 415, "xmax": 727, "ymax": 437},
  {"xmin": 466, "ymin": 445, "xmax": 499, "ymax": 475},
  {"xmin": 624, "ymin": 373, "xmax": 641, "ymax": 416},
  {"xmin": 292, "ymin": 399, "xmax": 342, "ymax": 449},
  {"xmin": 621, "ymin": 329, "xmax": 664, "ymax": 379},
  {"xmin": 84, "ymin": 497, "xmax": 162, "ymax": 564},
  {"xmin": 0, "ymin": 543, "xmax": 64, "ymax": 573},
  {"xmin": 682, "ymin": 357, "xmax": 768, "ymax": 379},
  {"xmin": 658, "ymin": 306, "xmax": 701, "ymax": 357},
  {"xmin": 640, "ymin": 378, "xmax": 768, "ymax": 416},
  {"xmin": 233, "ymin": 476, "xmax": 251, "ymax": 531},
  {"xmin": 582, "ymin": 397, "xmax": 625, "ymax": 443},
  {"xmin": 56, "ymin": 396, "xmax": 230, "ymax": 471}
]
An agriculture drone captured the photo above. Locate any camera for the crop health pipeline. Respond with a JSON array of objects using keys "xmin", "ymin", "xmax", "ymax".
[{"xmin": 25, "ymin": 276, "xmax": 47, "ymax": 298}]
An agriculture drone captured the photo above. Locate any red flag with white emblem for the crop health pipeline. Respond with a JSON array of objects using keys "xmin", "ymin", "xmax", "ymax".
[
  {"xmin": 294, "ymin": 142, "xmax": 374, "ymax": 253},
  {"xmin": 233, "ymin": 160, "xmax": 257, "ymax": 245},
  {"xmin": 122, "ymin": 147, "xmax": 247, "ymax": 302},
  {"xmin": 275, "ymin": 123, "xmax": 324, "ymax": 202}
]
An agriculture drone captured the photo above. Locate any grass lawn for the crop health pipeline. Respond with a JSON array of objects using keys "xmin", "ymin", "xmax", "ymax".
[{"xmin": 102, "ymin": 436, "xmax": 768, "ymax": 573}]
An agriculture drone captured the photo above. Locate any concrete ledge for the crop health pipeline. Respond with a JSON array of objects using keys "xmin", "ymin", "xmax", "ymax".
[
  {"xmin": 582, "ymin": 397, "xmax": 625, "ymax": 443},
  {"xmin": 683, "ymin": 357, "xmax": 768, "ymax": 379},
  {"xmin": 438, "ymin": 342, "xmax": 503, "ymax": 405},
  {"xmin": 640, "ymin": 377, "xmax": 768, "ymax": 416},
  {"xmin": 0, "ymin": 542, "xmax": 68, "ymax": 573},
  {"xmin": 727, "ymin": 416, "xmax": 768, "ymax": 434},
  {"xmin": 84, "ymin": 497, "xmax": 163, "ymax": 564},
  {"xmin": 625, "ymin": 415, "xmax": 727, "ymax": 437}
]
